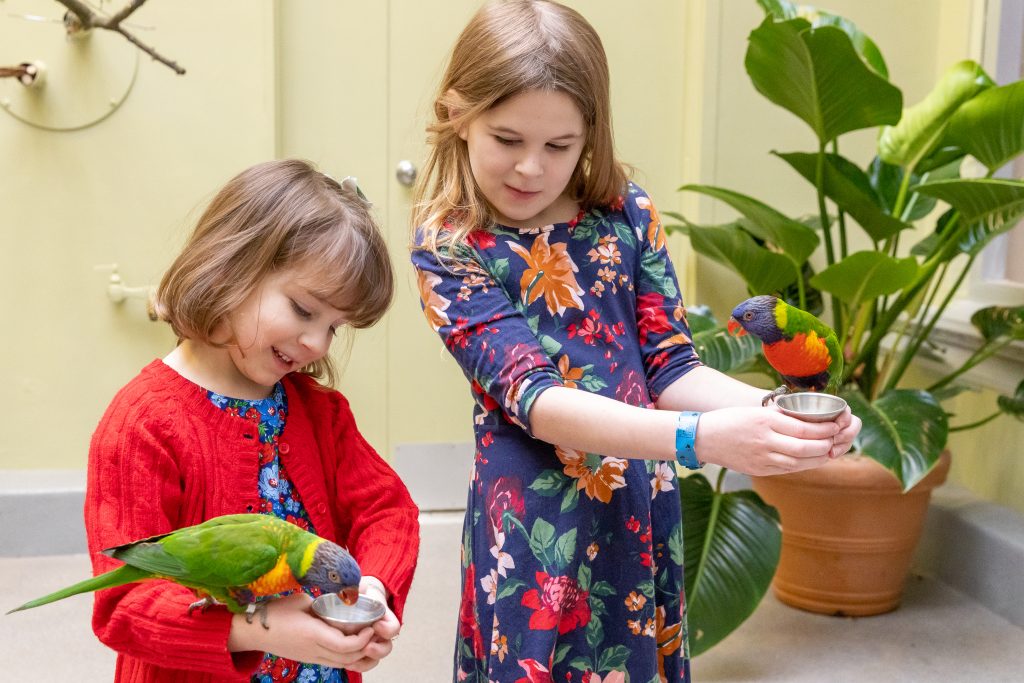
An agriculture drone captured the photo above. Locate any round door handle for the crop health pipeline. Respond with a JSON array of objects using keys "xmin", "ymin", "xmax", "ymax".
[{"xmin": 395, "ymin": 160, "xmax": 417, "ymax": 187}]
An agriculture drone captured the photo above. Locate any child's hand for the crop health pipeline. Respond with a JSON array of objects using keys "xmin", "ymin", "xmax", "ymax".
[
  {"xmin": 342, "ymin": 576, "xmax": 401, "ymax": 673},
  {"xmin": 343, "ymin": 605, "xmax": 401, "ymax": 673},
  {"xmin": 227, "ymin": 592, "xmax": 374, "ymax": 669},
  {"xmin": 695, "ymin": 406, "xmax": 839, "ymax": 476},
  {"xmin": 828, "ymin": 406, "xmax": 861, "ymax": 459}
]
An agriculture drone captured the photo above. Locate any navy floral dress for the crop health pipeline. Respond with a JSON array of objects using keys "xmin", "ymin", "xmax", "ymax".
[
  {"xmin": 208, "ymin": 385, "xmax": 346, "ymax": 683},
  {"xmin": 412, "ymin": 184, "xmax": 701, "ymax": 683}
]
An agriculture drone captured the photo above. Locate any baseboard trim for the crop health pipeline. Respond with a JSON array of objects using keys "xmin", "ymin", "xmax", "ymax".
[
  {"xmin": 4, "ymin": 463, "xmax": 1021, "ymax": 630},
  {"xmin": 0, "ymin": 469, "xmax": 88, "ymax": 556}
]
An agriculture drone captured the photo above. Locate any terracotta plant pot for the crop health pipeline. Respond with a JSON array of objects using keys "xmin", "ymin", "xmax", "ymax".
[{"xmin": 751, "ymin": 451, "xmax": 951, "ymax": 616}]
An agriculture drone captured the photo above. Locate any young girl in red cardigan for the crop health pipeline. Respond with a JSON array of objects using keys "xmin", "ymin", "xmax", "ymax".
[{"xmin": 85, "ymin": 159, "xmax": 419, "ymax": 683}]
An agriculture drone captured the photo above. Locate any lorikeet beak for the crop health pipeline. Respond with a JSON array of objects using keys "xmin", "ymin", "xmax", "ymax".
[
  {"xmin": 727, "ymin": 318, "xmax": 746, "ymax": 336},
  {"xmin": 339, "ymin": 586, "xmax": 360, "ymax": 605}
]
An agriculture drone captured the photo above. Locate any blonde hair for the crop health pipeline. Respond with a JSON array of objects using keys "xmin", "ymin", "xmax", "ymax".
[
  {"xmin": 157, "ymin": 159, "xmax": 393, "ymax": 386},
  {"xmin": 412, "ymin": 0, "xmax": 628, "ymax": 255}
]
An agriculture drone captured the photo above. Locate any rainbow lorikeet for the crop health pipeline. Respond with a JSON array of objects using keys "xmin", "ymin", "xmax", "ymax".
[
  {"xmin": 7, "ymin": 514, "xmax": 361, "ymax": 627},
  {"xmin": 728, "ymin": 295, "xmax": 844, "ymax": 404}
]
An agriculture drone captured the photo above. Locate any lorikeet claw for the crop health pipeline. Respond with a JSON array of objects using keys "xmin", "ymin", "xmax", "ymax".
[
  {"xmin": 242, "ymin": 602, "xmax": 268, "ymax": 630},
  {"xmin": 762, "ymin": 385, "xmax": 790, "ymax": 407},
  {"xmin": 187, "ymin": 596, "xmax": 220, "ymax": 615}
]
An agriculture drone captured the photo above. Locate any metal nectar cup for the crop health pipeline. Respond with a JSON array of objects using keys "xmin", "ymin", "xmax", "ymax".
[{"xmin": 311, "ymin": 593, "xmax": 385, "ymax": 635}]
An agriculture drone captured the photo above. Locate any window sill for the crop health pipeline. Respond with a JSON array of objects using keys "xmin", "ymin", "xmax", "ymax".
[{"xmin": 915, "ymin": 299, "xmax": 1024, "ymax": 396}]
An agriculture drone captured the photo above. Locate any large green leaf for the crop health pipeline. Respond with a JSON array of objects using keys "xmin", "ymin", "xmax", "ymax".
[
  {"xmin": 756, "ymin": 0, "xmax": 889, "ymax": 77},
  {"xmin": 680, "ymin": 474, "xmax": 780, "ymax": 656},
  {"xmin": 673, "ymin": 221, "xmax": 798, "ymax": 295},
  {"xmin": 775, "ymin": 151, "xmax": 909, "ymax": 241},
  {"xmin": 910, "ymin": 208, "xmax": 957, "ymax": 258},
  {"xmin": 844, "ymin": 389, "xmax": 949, "ymax": 491},
  {"xmin": 869, "ymin": 156, "xmax": 964, "ymax": 221},
  {"xmin": 997, "ymin": 381, "xmax": 1024, "ymax": 422},
  {"xmin": 912, "ymin": 178, "xmax": 1024, "ymax": 255},
  {"xmin": 810, "ymin": 251, "xmax": 918, "ymax": 308},
  {"xmin": 745, "ymin": 18, "xmax": 902, "ymax": 144},
  {"xmin": 878, "ymin": 60, "xmax": 994, "ymax": 169},
  {"xmin": 970, "ymin": 305, "xmax": 1024, "ymax": 342},
  {"xmin": 678, "ymin": 185, "xmax": 819, "ymax": 263},
  {"xmin": 685, "ymin": 310, "xmax": 718, "ymax": 336},
  {"xmin": 692, "ymin": 325, "xmax": 764, "ymax": 374},
  {"xmin": 945, "ymin": 81, "xmax": 1024, "ymax": 173}
]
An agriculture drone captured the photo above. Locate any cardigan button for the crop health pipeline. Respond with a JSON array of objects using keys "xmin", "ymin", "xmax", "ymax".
[
  {"xmin": 316, "ymin": 502, "xmax": 327, "ymax": 514},
  {"xmin": 245, "ymin": 504, "xmax": 254, "ymax": 512},
  {"xmin": 279, "ymin": 442, "xmax": 290, "ymax": 454}
]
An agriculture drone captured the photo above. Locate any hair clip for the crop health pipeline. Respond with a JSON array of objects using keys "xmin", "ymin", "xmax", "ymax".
[{"xmin": 341, "ymin": 176, "xmax": 373, "ymax": 208}]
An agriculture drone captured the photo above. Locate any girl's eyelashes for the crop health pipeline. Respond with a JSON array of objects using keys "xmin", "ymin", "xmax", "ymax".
[
  {"xmin": 290, "ymin": 299, "xmax": 312, "ymax": 319},
  {"xmin": 493, "ymin": 135, "xmax": 571, "ymax": 151}
]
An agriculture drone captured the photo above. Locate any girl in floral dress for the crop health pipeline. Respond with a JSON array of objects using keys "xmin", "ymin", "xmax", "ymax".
[{"xmin": 410, "ymin": 2, "xmax": 861, "ymax": 682}]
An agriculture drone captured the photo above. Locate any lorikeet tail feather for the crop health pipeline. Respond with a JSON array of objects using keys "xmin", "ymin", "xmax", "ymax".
[{"xmin": 6, "ymin": 564, "xmax": 151, "ymax": 614}]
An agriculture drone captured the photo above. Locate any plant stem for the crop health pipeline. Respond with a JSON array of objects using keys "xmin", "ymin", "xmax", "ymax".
[
  {"xmin": 714, "ymin": 466, "xmax": 728, "ymax": 494},
  {"xmin": 795, "ymin": 265, "xmax": 807, "ymax": 310},
  {"xmin": 831, "ymin": 140, "xmax": 849, "ymax": 260},
  {"xmin": 816, "ymin": 142, "xmax": 843, "ymax": 332},
  {"xmin": 879, "ymin": 261, "xmax": 948, "ymax": 394},
  {"xmin": 850, "ymin": 210, "xmax": 965, "ymax": 373},
  {"xmin": 885, "ymin": 257, "xmax": 973, "ymax": 393},
  {"xmin": 950, "ymin": 412, "xmax": 1002, "ymax": 432},
  {"xmin": 891, "ymin": 165, "xmax": 914, "ymax": 221},
  {"xmin": 692, "ymin": 470, "xmax": 726, "ymax": 599},
  {"xmin": 928, "ymin": 338, "xmax": 1010, "ymax": 393}
]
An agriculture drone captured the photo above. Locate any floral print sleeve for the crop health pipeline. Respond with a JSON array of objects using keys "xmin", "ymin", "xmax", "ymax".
[
  {"xmin": 624, "ymin": 186, "xmax": 702, "ymax": 401},
  {"xmin": 412, "ymin": 232, "xmax": 565, "ymax": 436}
]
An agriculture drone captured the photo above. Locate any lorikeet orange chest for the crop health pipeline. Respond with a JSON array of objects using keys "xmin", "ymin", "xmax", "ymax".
[{"xmin": 760, "ymin": 331, "xmax": 834, "ymax": 390}]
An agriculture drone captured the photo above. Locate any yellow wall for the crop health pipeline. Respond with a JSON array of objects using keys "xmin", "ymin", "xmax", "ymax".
[
  {"xmin": 0, "ymin": 0, "xmax": 689, "ymax": 466},
  {"xmin": 0, "ymin": 0, "xmax": 276, "ymax": 470},
  {"xmin": 1, "ymin": 0, "xmax": 1020, "ymax": 513}
]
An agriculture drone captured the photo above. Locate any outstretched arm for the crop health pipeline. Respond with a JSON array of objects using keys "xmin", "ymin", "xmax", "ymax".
[{"xmin": 528, "ymin": 379, "xmax": 841, "ymax": 476}]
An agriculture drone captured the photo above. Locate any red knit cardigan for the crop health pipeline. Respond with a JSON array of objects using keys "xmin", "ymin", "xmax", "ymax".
[{"xmin": 84, "ymin": 360, "xmax": 420, "ymax": 683}]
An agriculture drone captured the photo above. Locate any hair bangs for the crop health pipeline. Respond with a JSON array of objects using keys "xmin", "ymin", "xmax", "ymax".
[{"xmin": 286, "ymin": 210, "xmax": 393, "ymax": 330}]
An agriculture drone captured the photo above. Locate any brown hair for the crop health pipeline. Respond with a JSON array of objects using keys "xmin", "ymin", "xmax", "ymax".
[
  {"xmin": 156, "ymin": 159, "xmax": 393, "ymax": 386},
  {"xmin": 412, "ymin": 0, "xmax": 628, "ymax": 255}
]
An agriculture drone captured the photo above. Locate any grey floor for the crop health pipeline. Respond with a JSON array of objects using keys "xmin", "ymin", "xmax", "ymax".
[{"xmin": 4, "ymin": 512, "xmax": 1023, "ymax": 681}]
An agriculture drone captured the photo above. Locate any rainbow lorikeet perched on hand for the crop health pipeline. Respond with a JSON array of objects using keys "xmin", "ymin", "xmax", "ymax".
[
  {"xmin": 728, "ymin": 295, "xmax": 844, "ymax": 405},
  {"xmin": 7, "ymin": 514, "xmax": 361, "ymax": 627}
]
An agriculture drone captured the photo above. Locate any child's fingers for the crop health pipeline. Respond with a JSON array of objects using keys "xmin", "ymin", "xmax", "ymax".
[
  {"xmin": 769, "ymin": 431, "xmax": 836, "ymax": 460},
  {"xmin": 361, "ymin": 637, "xmax": 395, "ymax": 660},
  {"xmin": 344, "ymin": 654, "xmax": 387, "ymax": 674},
  {"xmin": 368, "ymin": 610, "xmax": 399, "ymax": 643},
  {"xmin": 771, "ymin": 412, "xmax": 841, "ymax": 439}
]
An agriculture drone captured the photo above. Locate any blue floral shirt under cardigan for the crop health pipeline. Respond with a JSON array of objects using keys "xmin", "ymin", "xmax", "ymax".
[{"xmin": 208, "ymin": 384, "xmax": 346, "ymax": 683}]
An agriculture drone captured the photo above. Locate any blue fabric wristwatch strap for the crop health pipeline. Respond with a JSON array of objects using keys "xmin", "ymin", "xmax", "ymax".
[{"xmin": 675, "ymin": 411, "xmax": 703, "ymax": 470}]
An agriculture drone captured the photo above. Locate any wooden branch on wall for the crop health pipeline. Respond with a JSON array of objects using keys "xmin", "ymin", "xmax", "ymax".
[{"xmin": 55, "ymin": 0, "xmax": 186, "ymax": 75}]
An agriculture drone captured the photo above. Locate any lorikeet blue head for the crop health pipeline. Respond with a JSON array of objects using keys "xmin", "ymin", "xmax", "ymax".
[
  {"xmin": 303, "ymin": 541, "xmax": 362, "ymax": 604},
  {"xmin": 729, "ymin": 295, "xmax": 784, "ymax": 344}
]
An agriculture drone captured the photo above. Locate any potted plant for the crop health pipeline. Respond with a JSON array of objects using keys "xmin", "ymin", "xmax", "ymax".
[{"xmin": 672, "ymin": 0, "xmax": 1024, "ymax": 655}]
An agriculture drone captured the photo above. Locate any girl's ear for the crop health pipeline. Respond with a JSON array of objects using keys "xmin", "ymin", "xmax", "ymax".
[{"xmin": 446, "ymin": 89, "xmax": 469, "ymax": 140}]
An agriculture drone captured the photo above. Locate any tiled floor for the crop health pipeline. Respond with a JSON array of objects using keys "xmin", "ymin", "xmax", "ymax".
[{"xmin": 4, "ymin": 512, "xmax": 1023, "ymax": 681}]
